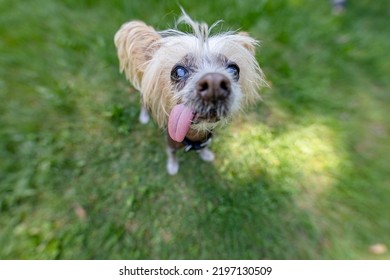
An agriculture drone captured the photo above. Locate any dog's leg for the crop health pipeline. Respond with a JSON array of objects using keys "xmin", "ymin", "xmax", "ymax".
[
  {"xmin": 139, "ymin": 105, "xmax": 150, "ymax": 124},
  {"xmin": 166, "ymin": 135, "xmax": 182, "ymax": 175},
  {"xmin": 197, "ymin": 148, "xmax": 215, "ymax": 162},
  {"xmin": 166, "ymin": 146, "xmax": 179, "ymax": 175}
]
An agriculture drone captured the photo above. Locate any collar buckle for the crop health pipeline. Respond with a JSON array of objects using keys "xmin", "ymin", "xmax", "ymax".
[{"xmin": 182, "ymin": 133, "xmax": 213, "ymax": 152}]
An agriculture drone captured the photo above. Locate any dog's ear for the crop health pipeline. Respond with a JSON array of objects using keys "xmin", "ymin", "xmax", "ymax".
[
  {"xmin": 114, "ymin": 21, "xmax": 161, "ymax": 90},
  {"xmin": 236, "ymin": 31, "xmax": 257, "ymax": 55}
]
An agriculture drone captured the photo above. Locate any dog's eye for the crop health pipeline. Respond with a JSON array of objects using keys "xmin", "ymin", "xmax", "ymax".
[
  {"xmin": 226, "ymin": 63, "xmax": 240, "ymax": 80},
  {"xmin": 171, "ymin": 66, "xmax": 189, "ymax": 81}
]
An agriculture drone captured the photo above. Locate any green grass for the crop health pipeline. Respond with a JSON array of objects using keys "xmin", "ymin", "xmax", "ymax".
[{"xmin": 1, "ymin": 0, "xmax": 389, "ymax": 259}]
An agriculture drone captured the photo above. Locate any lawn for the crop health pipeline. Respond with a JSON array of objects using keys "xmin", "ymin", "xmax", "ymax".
[{"xmin": 0, "ymin": 0, "xmax": 389, "ymax": 259}]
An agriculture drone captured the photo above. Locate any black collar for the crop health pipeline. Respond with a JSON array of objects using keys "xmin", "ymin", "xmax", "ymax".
[{"xmin": 182, "ymin": 133, "xmax": 213, "ymax": 152}]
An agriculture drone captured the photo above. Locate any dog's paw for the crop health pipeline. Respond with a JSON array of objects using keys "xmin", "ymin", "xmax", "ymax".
[
  {"xmin": 139, "ymin": 107, "xmax": 150, "ymax": 124},
  {"xmin": 197, "ymin": 148, "xmax": 215, "ymax": 162},
  {"xmin": 167, "ymin": 157, "xmax": 179, "ymax": 175}
]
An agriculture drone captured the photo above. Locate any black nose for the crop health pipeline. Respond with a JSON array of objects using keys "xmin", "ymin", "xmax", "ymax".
[{"xmin": 196, "ymin": 73, "xmax": 231, "ymax": 101}]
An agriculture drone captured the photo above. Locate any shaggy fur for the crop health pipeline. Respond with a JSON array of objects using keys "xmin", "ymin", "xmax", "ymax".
[{"xmin": 114, "ymin": 12, "xmax": 266, "ymax": 175}]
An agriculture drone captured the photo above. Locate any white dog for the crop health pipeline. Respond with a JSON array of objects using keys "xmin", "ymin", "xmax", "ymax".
[{"xmin": 114, "ymin": 11, "xmax": 265, "ymax": 175}]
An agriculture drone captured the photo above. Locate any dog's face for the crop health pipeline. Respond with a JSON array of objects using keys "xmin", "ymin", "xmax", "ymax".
[{"xmin": 115, "ymin": 14, "xmax": 265, "ymax": 140}]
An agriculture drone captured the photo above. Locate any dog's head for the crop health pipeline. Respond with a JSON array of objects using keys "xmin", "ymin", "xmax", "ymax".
[{"xmin": 115, "ymin": 12, "xmax": 265, "ymax": 142}]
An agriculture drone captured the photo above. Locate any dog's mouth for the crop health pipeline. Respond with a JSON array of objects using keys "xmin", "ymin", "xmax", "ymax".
[
  {"xmin": 168, "ymin": 104, "xmax": 223, "ymax": 142},
  {"xmin": 168, "ymin": 104, "xmax": 195, "ymax": 142},
  {"xmin": 192, "ymin": 109, "xmax": 221, "ymax": 123}
]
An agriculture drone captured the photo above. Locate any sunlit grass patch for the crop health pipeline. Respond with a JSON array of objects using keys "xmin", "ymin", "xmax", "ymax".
[{"xmin": 218, "ymin": 118, "xmax": 344, "ymax": 208}]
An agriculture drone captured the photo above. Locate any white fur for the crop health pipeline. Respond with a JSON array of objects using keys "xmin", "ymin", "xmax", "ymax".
[
  {"xmin": 139, "ymin": 105, "xmax": 150, "ymax": 124},
  {"xmin": 166, "ymin": 147, "xmax": 179, "ymax": 175},
  {"xmin": 197, "ymin": 148, "xmax": 215, "ymax": 162},
  {"xmin": 115, "ymin": 14, "xmax": 266, "ymax": 130},
  {"xmin": 114, "ymin": 12, "xmax": 267, "ymax": 175}
]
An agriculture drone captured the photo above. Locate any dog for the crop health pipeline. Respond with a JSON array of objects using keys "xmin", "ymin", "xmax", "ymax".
[{"xmin": 114, "ymin": 11, "xmax": 265, "ymax": 175}]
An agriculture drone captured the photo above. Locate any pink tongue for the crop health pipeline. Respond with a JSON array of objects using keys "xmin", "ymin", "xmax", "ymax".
[{"xmin": 168, "ymin": 104, "xmax": 195, "ymax": 142}]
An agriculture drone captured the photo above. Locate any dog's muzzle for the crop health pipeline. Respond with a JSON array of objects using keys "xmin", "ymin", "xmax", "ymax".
[
  {"xmin": 193, "ymin": 73, "xmax": 232, "ymax": 121},
  {"xmin": 196, "ymin": 73, "xmax": 231, "ymax": 102}
]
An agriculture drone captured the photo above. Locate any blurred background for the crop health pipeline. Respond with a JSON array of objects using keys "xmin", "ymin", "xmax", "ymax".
[{"xmin": 0, "ymin": 0, "xmax": 389, "ymax": 259}]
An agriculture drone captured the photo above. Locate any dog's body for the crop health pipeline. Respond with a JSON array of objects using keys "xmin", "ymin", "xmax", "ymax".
[{"xmin": 114, "ymin": 12, "xmax": 265, "ymax": 175}]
